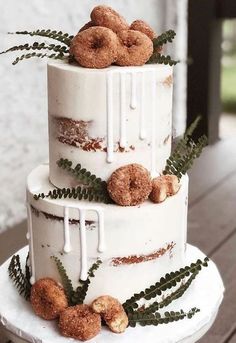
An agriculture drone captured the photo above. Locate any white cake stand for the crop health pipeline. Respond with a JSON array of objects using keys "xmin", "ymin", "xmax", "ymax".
[{"xmin": 0, "ymin": 245, "xmax": 224, "ymax": 343}]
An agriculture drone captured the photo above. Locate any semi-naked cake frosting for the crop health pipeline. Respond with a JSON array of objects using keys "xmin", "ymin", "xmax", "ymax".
[
  {"xmin": 1, "ymin": 5, "xmax": 217, "ymax": 343},
  {"xmin": 26, "ymin": 60, "xmax": 188, "ymax": 303}
]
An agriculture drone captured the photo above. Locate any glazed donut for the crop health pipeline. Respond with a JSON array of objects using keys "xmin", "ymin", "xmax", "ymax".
[
  {"xmin": 130, "ymin": 20, "xmax": 157, "ymax": 40},
  {"xmin": 30, "ymin": 278, "xmax": 68, "ymax": 320},
  {"xmin": 116, "ymin": 30, "xmax": 153, "ymax": 66},
  {"xmin": 92, "ymin": 295, "xmax": 128, "ymax": 334},
  {"xmin": 91, "ymin": 5, "xmax": 129, "ymax": 33},
  {"xmin": 70, "ymin": 27, "xmax": 119, "ymax": 68},
  {"xmin": 107, "ymin": 164, "xmax": 152, "ymax": 206},
  {"xmin": 79, "ymin": 21, "xmax": 96, "ymax": 33},
  {"xmin": 59, "ymin": 304, "xmax": 101, "ymax": 341}
]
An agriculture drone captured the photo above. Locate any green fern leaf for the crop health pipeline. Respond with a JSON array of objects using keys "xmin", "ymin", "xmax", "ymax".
[
  {"xmin": 8, "ymin": 254, "xmax": 31, "ymax": 300},
  {"xmin": 123, "ymin": 257, "xmax": 209, "ymax": 313},
  {"xmin": 12, "ymin": 52, "xmax": 65, "ymax": 65},
  {"xmin": 153, "ymin": 30, "xmax": 176, "ymax": 48},
  {"xmin": 147, "ymin": 52, "xmax": 178, "ymax": 66},
  {"xmin": 0, "ymin": 42, "xmax": 69, "ymax": 56},
  {"xmin": 9, "ymin": 29, "xmax": 74, "ymax": 46},
  {"xmin": 51, "ymin": 256, "xmax": 74, "ymax": 305}
]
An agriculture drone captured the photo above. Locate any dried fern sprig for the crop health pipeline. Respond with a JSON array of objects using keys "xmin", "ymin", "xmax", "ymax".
[
  {"xmin": 9, "ymin": 29, "xmax": 74, "ymax": 46},
  {"xmin": 123, "ymin": 257, "xmax": 209, "ymax": 313},
  {"xmin": 153, "ymin": 30, "xmax": 176, "ymax": 49},
  {"xmin": 34, "ymin": 185, "xmax": 112, "ymax": 204},
  {"xmin": 12, "ymin": 52, "xmax": 65, "ymax": 65},
  {"xmin": 72, "ymin": 259, "xmax": 102, "ymax": 305},
  {"xmin": 51, "ymin": 256, "xmax": 74, "ymax": 305},
  {"xmin": 128, "ymin": 307, "xmax": 200, "ymax": 327},
  {"xmin": 147, "ymin": 52, "xmax": 178, "ymax": 66},
  {"xmin": 8, "ymin": 254, "xmax": 31, "ymax": 300},
  {"xmin": 0, "ymin": 42, "xmax": 69, "ymax": 56}
]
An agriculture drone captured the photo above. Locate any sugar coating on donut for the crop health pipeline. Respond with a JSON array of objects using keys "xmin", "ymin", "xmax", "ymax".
[
  {"xmin": 70, "ymin": 27, "xmax": 119, "ymax": 69},
  {"xmin": 116, "ymin": 30, "xmax": 153, "ymax": 66},
  {"xmin": 130, "ymin": 20, "xmax": 157, "ymax": 40},
  {"xmin": 30, "ymin": 278, "xmax": 68, "ymax": 320},
  {"xmin": 149, "ymin": 174, "xmax": 181, "ymax": 203},
  {"xmin": 92, "ymin": 295, "xmax": 128, "ymax": 334},
  {"xmin": 59, "ymin": 304, "xmax": 101, "ymax": 341},
  {"xmin": 79, "ymin": 21, "xmax": 96, "ymax": 33},
  {"xmin": 107, "ymin": 164, "xmax": 152, "ymax": 206},
  {"xmin": 91, "ymin": 5, "xmax": 129, "ymax": 33}
]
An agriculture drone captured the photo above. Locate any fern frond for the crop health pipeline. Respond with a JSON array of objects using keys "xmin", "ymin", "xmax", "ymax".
[
  {"xmin": 34, "ymin": 185, "xmax": 111, "ymax": 204},
  {"xmin": 10, "ymin": 29, "xmax": 74, "ymax": 46},
  {"xmin": 12, "ymin": 52, "xmax": 65, "ymax": 65},
  {"xmin": 72, "ymin": 259, "xmax": 102, "ymax": 305},
  {"xmin": 164, "ymin": 116, "xmax": 207, "ymax": 178},
  {"xmin": 51, "ymin": 256, "xmax": 74, "ymax": 305},
  {"xmin": 24, "ymin": 252, "xmax": 32, "ymax": 299},
  {"xmin": 153, "ymin": 30, "xmax": 176, "ymax": 48},
  {"xmin": 147, "ymin": 52, "xmax": 178, "ymax": 66},
  {"xmin": 123, "ymin": 257, "xmax": 209, "ymax": 313},
  {"xmin": 8, "ymin": 254, "xmax": 31, "ymax": 300},
  {"xmin": 0, "ymin": 42, "xmax": 69, "ymax": 56},
  {"xmin": 142, "ymin": 271, "xmax": 199, "ymax": 315},
  {"xmin": 128, "ymin": 307, "xmax": 200, "ymax": 327}
]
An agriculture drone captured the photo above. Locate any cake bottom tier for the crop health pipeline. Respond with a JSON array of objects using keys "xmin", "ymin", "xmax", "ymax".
[
  {"xmin": 0, "ymin": 245, "xmax": 224, "ymax": 343},
  {"xmin": 26, "ymin": 164, "xmax": 188, "ymax": 303}
]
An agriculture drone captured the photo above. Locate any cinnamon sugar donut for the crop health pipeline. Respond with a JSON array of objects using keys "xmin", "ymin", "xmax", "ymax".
[
  {"xmin": 79, "ymin": 21, "xmax": 95, "ymax": 33},
  {"xmin": 107, "ymin": 164, "xmax": 152, "ymax": 206},
  {"xmin": 130, "ymin": 20, "xmax": 157, "ymax": 40},
  {"xmin": 70, "ymin": 27, "xmax": 119, "ymax": 68},
  {"xmin": 30, "ymin": 278, "xmax": 68, "ymax": 320},
  {"xmin": 91, "ymin": 5, "xmax": 129, "ymax": 33},
  {"xmin": 59, "ymin": 304, "xmax": 101, "ymax": 341},
  {"xmin": 116, "ymin": 30, "xmax": 153, "ymax": 66}
]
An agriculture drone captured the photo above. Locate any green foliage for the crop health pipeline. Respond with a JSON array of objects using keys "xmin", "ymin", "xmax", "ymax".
[
  {"xmin": 0, "ymin": 42, "xmax": 69, "ymax": 56},
  {"xmin": 51, "ymin": 256, "xmax": 74, "ymax": 305},
  {"xmin": 164, "ymin": 116, "xmax": 208, "ymax": 179},
  {"xmin": 123, "ymin": 257, "xmax": 209, "ymax": 314},
  {"xmin": 148, "ymin": 30, "xmax": 178, "ymax": 65},
  {"xmin": 8, "ymin": 254, "xmax": 31, "ymax": 300},
  {"xmin": 153, "ymin": 30, "xmax": 176, "ymax": 49},
  {"xmin": 72, "ymin": 259, "xmax": 102, "ymax": 305},
  {"xmin": 147, "ymin": 53, "xmax": 178, "ymax": 66},
  {"xmin": 10, "ymin": 29, "xmax": 74, "ymax": 46},
  {"xmin": 12, "ymin": 52, "xmax": 65, "ymax": 65},
  {"xmin": 128, "ymin": 307, "xmax": 200, "ymax": 327},
  {"xmin": 52, "ymin": 256, "xmax": 102, "ymax": 306},
  {"xmin": 34, "ymin": 159, "xmax": 112, "ymax": 204}
]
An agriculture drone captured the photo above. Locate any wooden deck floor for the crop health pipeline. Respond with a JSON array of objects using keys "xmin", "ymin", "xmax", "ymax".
[{"xmin": 0, "ymin": 138, "xmax": 235, "ymax": 342}]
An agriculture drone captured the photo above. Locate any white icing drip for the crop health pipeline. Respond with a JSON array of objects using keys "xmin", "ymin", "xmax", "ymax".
[
  {"xmin": 96, "ymin": 209, "xmax": 105, "ymax": 252},
  {"xmin": 79, "ymin": 208, "xmax": 88, "ymax": 281},
  {"xmin": 130, "ymin": 72, "xmax": 137, "ymax": 109},
  {"xmin": 151, "ymin": 72, "xmax": 157, "ymax": 177},
  {"xmin": 27, "ymin": 204, "xmax": 35, "ymax": 285},
  {"xmin": 120, "ymin": 72, "xmax": 127, "ymax": 148},
  {"xmin": 139, "ymin": 72, "xmax": 147, "ymax": 140},
  {"xmin": 106, "ymin": 72, "xmax": 114, "ymax": 163},
  {"xmin": 63, "ymin": 207, "xmax": 71, "ymax": 253},
  {"xmin": 26, "ymin": 232, "xmax": 30, "ymax": 240}
]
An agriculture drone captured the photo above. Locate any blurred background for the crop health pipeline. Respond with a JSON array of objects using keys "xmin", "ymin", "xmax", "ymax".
[{"xmin": 0, "ymin": 1, "xmax": 236, "ymax": 342}]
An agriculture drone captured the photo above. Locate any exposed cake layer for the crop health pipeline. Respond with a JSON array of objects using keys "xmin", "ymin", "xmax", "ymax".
[
  {"xmin": 27, "ymin": 164, "xmax": 188, "ymax": 303},
  {"xmin": 48, "ymin": 61, "xmax": 173, "ymax": 188}
]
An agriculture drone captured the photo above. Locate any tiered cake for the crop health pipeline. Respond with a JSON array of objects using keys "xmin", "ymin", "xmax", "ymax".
[
  {"xmin": 27, "ymin": 61, "xmax": 188, "ymax": 303},
  {"xmin": 0, "ymin": 5, "xmax": 224, "ymax": 343}
]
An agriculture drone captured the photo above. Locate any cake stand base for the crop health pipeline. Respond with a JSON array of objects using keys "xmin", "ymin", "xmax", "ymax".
[{"xmin": 0, "ymin": 245, "xmax": 224, "ymax": 343}]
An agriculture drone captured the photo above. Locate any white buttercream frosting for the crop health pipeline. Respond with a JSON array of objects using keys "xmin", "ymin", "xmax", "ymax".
[{"xmin": 47, "ymin": 61, "xmax": 173, "ymax": 187}]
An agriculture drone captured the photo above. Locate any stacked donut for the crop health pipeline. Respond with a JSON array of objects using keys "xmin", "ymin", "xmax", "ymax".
[{"xmin": 70, "ymin": 5, "xmax": 158, "ymax": 68}]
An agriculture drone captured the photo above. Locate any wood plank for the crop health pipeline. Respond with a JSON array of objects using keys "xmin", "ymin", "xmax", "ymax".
[
  {"xmin": 188, "ymin": 169, "xmax": 236, "ymax": 254},
  {"xmin": 198, "ymin": 230, "xmax": 236, "ymax": 342},
  {"xmin": 228, "ymin": 332, "xmax": 236, "ymax": 342},
  {"xmin": 188, "ymin": 138, "xmax": 236, "ymax": 206},
  {"xmin": 0, "ymin": 220, "xmax": 27, "ymax": 265}
]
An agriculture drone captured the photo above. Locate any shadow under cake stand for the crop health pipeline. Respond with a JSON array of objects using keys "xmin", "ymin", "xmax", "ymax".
[{"xmin": 0, "ymin": 245, "xmax": 224, "ymax": 343}]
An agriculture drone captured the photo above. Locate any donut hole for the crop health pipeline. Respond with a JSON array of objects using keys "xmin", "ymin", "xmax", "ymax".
[{"xmin": 91, "ymin": 37, "xmax": 104, "ymax": 50}]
